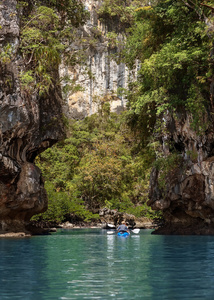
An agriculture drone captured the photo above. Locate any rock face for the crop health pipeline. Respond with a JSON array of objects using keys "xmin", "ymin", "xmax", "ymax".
[
  {"xmin": 99, "ymin": 208, "xmax": 136, "ymax": 228},
  {"xmin": 0, "ymin": 1, "xmax": 64, "ymax": 232},
  {"xmin": 149, "ymin": 109, "xmax": 214, "ymax": 234},
  {"xmin": 60, "ymin": 0, "xmax": 138, "ymax": 119},
  {"xmin": 148, "ymin": 12, "xmax": 214, "ymax": 235}
]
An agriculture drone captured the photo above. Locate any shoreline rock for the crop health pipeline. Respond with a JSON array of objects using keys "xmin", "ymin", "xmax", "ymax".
[
  {"xmin": 152, "ymin": 222, "xmax": 214, "ymax": 235},
  {"xmin": 0, "ymin": 208, "xmax": 161, "ymax": 237},
  {"xmin": 0, "ymin": 231, "xmax": 31, "ymax": 238}
]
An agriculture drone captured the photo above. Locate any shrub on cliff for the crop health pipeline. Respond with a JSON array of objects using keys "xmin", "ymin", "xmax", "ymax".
[
  {"xmin": 18, "ymin": 0, "xmax": 89, "ymax": 95},
  {"xmin": 124, "ymin": 0, "xmax": 212, "ymax": 135}
]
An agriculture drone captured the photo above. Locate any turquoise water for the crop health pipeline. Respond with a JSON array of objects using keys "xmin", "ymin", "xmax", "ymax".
[{"xmin": 1, "ymin": 229, "xmax": 214, "ymax": 299}]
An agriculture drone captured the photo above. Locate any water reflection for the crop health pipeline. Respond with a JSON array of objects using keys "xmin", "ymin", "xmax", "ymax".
[
  {"xmin": 1, "ymin": 230, "xmax": 214, "ymax": 299},
  {"xmin": 144, "ymin": 235, "xmax": 214, "ymax": 299},
  {"xmin": 0, "ymin": 237, "xmax": 49, "ymax": 299}
]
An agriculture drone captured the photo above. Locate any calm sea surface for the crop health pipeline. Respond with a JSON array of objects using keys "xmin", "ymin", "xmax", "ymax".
[{"xmin": 1, "ymin": 228, "xmax": 214, "ymax": 299}]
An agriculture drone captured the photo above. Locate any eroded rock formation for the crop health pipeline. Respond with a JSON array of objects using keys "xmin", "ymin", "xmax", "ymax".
[
  {"xmin": 147, "ymin": 9, "xmax": 214, "ymax": 235},
  {"xmin": 148, "ymin": 112, "xmax": 214, "ymax": 234},
  {"xmin": 0, "ymin": 1, "xmax": 64, "ymax": 233},
  {"xmin": 148, "ymin": 102, "xmax": 214, "ymax": 234},
  {"xmin": 60, "ymin": 0, "xmax": 138, "ymax": 119}
]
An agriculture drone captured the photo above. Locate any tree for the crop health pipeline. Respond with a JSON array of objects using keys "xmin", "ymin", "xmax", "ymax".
[
  {"xmin": 18, "ymin": 0, "xmax": 89, "ymax": 95},
  {"xmin": 35, "ymin": 106, "xmax": 157, "ymax": 222},
  {"xmin": 124, "ymin": 0, "xmax": 212, "ymax": 136}
]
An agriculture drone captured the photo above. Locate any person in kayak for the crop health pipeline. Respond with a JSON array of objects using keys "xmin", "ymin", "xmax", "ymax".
[{"xmin": 117, "ymin": 221, "xmax": 130, "ymax": 234}]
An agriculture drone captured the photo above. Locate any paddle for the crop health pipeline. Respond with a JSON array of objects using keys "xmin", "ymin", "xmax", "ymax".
[
  {"xmin": 131, "ymin": 228, "xmax": 140, "ymax": 234},
  {"xmin": 107, "ymin": 224, "xmax": 115, "ymax": 228}
]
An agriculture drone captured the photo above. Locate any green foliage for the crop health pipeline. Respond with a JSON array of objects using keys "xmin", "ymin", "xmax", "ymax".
[
  {"xmin": 35, "ymin": 105, "xmax": 157, "ymax": 222},
  {"xmin": 126, "ymin": 203, "xmax": 162, "ymax": 219},
  {"xmin": 31, "ymin": 182, "xmax": 99, "ymax": 222},
  {"xmin": 106, "ymin": 31, "xmax": 120, "ymax": 49},
  {"xmin": 0, "ymin": 44, "xmax": 13, "ymax": 64},
  {"xmin": 42, "ymin": 0, "xmax": 89, "ymax": 27},
  {"xmin": 98, "ymin": 0, "xmax": 147, "ymax": 30},
  {"xmin": 186, "ymin": 149, "xmax": 198, "ymax": 162},
  {"xmin": 18, "ymin": 1, "xmax": 88, "ymax": 95},
  {"xmin": 19, "ymin": 70, "xmax": 34, "ymax": 91},
  {"xmin": 20, "ymin": 6, "xmax": 63, "ymax": 94},
  {"xmin": 27, "ymin": 0, "xmax": 213, "ymax": 223},
  {"xmin": 61, "ymin": 75, "xmax": 85, "ymax": 98},
  {"xmin": 124, "ymin": 0, "xmax": 212, "ymax": 135},
  {"xmin": 154, "ymin": 152, "xmax": 183, "ymax": 192},
  {"xmin": 18, "ymin": 0, "xmax": 88, "ymax": 27}
]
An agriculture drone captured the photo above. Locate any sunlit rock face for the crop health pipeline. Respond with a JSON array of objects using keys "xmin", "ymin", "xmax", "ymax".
[
  {"xmin": 0, "ymin": 1, "xmax": 64, "ymax": 232},
  {"xmin": 60, "ymin": 0, "xmax": 138, "ymax": 119}
]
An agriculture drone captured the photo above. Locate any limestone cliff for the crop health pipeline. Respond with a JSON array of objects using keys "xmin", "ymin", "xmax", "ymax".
[
  {"xmin": 60, "ymin": 0, "xmax": 138, "ymax": 119},
  {"xmin": 148, "ymin": 111, "xmax": 214, "ymax": 234},
  {"xmin": 148, "ymin": 13, "xmax": 214, "ymax": 234},
  {"xmin": 0, "ymin": 1, "xmax": 64, "ymax": 232}
]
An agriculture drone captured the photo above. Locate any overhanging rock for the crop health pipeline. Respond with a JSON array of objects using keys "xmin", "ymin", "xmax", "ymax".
[{"xmin": 0, "ymin": 1, "xmax": 65, "ymax": 233}]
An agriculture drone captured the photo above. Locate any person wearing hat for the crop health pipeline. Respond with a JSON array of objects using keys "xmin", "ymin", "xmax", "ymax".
[{"xmin": 117, "ymin": 221, "xmax": 130, "ymax": 234}]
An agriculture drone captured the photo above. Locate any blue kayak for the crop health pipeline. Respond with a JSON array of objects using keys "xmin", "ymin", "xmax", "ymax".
[{"xmin": 117, "ymin": 231, "xmax": 130, "ymax": 237}]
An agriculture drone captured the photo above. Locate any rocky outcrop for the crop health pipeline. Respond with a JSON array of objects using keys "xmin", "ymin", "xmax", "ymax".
[
  {"xmin": 149, "ymin": 109, "xmax": 214, "ymax": 235},
  {"xmin": 147, "ymin": 9, "xmax": 214, "ymax": 235},
  {"xmin": 60, "ymin": 0, "xmax": 138, "ymax": 119},
  {"xmin": 99, "ymin": 207, "xmax": 136, "ymax": 227},
  {"xmin": 0, "ymin": 1, "xmax": 64, "ymax": 233},
  {"xmin": 99, "ymin": 208, "xmax": 159, "ymax": 229}
]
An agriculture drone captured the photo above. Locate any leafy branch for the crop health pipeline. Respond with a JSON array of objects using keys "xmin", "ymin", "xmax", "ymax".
[{"xmin": 19, "ymin": 1, "xmax": 88, "ymax": 95}]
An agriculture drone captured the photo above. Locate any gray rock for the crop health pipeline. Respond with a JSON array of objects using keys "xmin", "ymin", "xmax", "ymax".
[
  {"xmin": 0, "ymin": 1, "xmax": 64, "ymax": 232},
  {"xmin": 149, "ymin": 107, "xmax": 214, "ymax": 234}
]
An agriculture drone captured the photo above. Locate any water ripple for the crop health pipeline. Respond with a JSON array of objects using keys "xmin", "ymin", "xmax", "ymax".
[{"xmin": 1, "ymin": 230, "xmax": 214, "ymax": 299}]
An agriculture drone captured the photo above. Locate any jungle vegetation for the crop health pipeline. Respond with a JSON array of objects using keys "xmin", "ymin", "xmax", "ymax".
[
  {"xmin": 36, "ymin": 104, "xmax": 157, "ymax": 222},
  {"xmin": 17, "ymin": 0, "xmax": 89, "ymax": 95},
  {"xmin": 16, "ymin": 0, "xmax": 213, "ymax": 223}
]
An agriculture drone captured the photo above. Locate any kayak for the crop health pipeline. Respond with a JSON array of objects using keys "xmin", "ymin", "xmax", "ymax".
[
  {"xmin": 117, "ymin": 231, "xmax": 130, "ymax": 237},
  {"xmin": 107, "ymin": 225, "xmax": 140, "ymax": 236}
]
